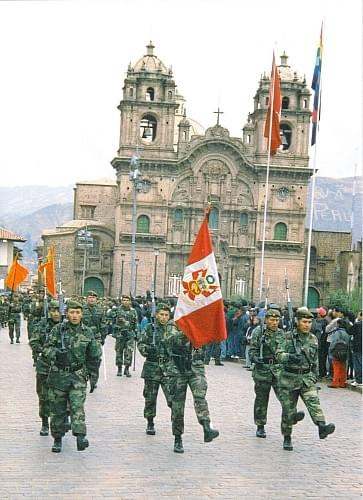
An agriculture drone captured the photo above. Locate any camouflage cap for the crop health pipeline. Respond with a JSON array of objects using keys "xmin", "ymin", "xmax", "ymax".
[
  {"xmin": 66, "ymin": 300, "xmax": 83, "ymax": 310},
  {"xmin": 265, "ymin": 308, "xmax": 281, "ymax": 318},
  {"xmin": 121, "ymin": 294, "xmax": 131, "ymax": 300},
  {"xmin": 87, "ymin": 290, "xmax": 98, "ymax": 297},
  {"xmin": 156, "ymin": 302, "xmax": 171, "ymax": 313},
  {"xmin": 296, "ymin": 307, "xmax": 313, "ymax": 319},
  {"xmin": 49, "ymin": 300, "xmax": 60, "ymax": 309}
]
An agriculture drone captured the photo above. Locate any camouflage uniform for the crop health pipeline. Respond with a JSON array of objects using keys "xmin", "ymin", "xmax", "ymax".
[
  {"xmin": 8, "ymin": 298, "xmax": 22, "ymax": 343},
  {"xmin": 82, "ymin": 303, "xmax": 106, "ymax": 344},
  {"xmin": 138, "ymin": 320, "xmax": 171, "ymax": 421},
  {"xmin": 27, "ymin": 299, "xmax": 44, "ymax": 340},
  {"xmin": 0, "ymin": 297, "xmax": 9, "ymax": 327},
  {"xmin": 165, "ymin": 323, "xmax": 219, "ymax": 451},
  {"xmin": 113, "ymin": 305, "xmax": 138, "ymax": 373},
  {"xmin": 43, "ymin": 321, "xmax": 101, "ymax": 441}
]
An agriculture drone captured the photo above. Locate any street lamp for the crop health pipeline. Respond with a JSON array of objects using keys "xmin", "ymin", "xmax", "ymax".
[
  {"xmin": 77, "ymin": 227, "xmax": 93, "ymax": 296},
  {"xmin": 135, "ymin": 258, "xmax": 139, "ymax": 296},
  {"xmin": 153, "ymin": 248, "xmax": 159, "ymax": 297},
  {"xmin": 129, "ymin": 152, "xmax": 141, "ymax": 298},
  {"xmin": 120, "ymin": 253, "xmax": 125, "ymax": 297}
]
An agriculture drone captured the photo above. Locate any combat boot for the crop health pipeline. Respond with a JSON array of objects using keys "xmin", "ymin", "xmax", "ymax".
[
  {"xmin": 10, "ymin": 337, "xmax": 14, "ymax": 344},
  {"xmin": 293, "ymin": 411, "xmax": 305, "ymax": 424},
  {"xmin": 318, "ymin": 422, "xmax": 335, "ymax": 439},
  {"xmin": 256, "ymin": 425, "xmax": 266, "ymax": 438},
  {"xmin": 124, "ymin": 366, "xmax": 131, "ymax": 377},
  {"xmin": 146, "ymin": 418, "xmax": 155, "ymax": 435},
  {"xmin": 202, "ymin": 421, "xmax": 219, "ymax": 442},
  {"xmin": 51, "ymin": 438, "xmax": 62, "ymax": 453},
  {"xmin": 76, "ymin": 435, "xmax": 89, "ymax": 451},
  {"xmin": 117, "ymin": 365, "xmax": 122, "ymax": 376},
  {"xmin": 40, "ymin": 417, "xmax": 49, "ymax": 436},
  {"xmin": 64, "ymin": 414, "xmax": 71, "ymax": 433},
  {"xmin": 283, "ymin": 435, "xmax": 293, "ymax": 451},
  {"xmin": 16, "ymin": 337, "xmax": 20, "ymax": 343},
  {"xmin": 215, "ymin": 360, "xmax": 224, "ymax": 366},
  {"xmin": 174, "ymin": 435, "xmax": 184, "ymax": 453}
]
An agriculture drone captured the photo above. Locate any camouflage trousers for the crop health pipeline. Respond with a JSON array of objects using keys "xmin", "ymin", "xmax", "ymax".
[
  {"xmin": 143, "ymin": 377, "xmax": 171, "ymax": 419},
  {"xmin": 48, "ymin": 385, "xmax": 87, "ymax": 438},
  {"xmin": 254, "ymin": 379, "xmax": 291, "ymax": 435},
  {"xmin": 115, "ymin": 336, "xmax": 133, "ymax": 367},
  {"xmin": 36, "ymin": 373, "xmax": 50, "ymax": 419},
  {"xmin": 279, "ymin": 384, "xmax": 325, "ymax": 436},
  {"xmin": 169, "ymin": 370, "xmax": 210, "ymax": 436},
  {"xmin": 8, "ymin": 320, "xmax": 20, "ymax": 340}
]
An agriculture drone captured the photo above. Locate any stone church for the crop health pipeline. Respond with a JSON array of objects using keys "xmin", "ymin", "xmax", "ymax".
[{"xmin": 42, "ymin": 42, "xmax": 358, "ymax": 306}]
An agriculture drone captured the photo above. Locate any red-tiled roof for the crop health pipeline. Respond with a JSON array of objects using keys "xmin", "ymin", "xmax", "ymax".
[{"xmin": 0, "ymin": 227, "xmax": 26, "ymax": 242}]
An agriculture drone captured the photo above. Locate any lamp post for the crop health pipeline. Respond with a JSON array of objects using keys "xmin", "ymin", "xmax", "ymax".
[
  {"xmin": 153, "ymin": 248, "xmax": 159, "ymax": 297},
  {"xmin": 135, "ymin": 258, "xmax": 139, "ymax": 296},
  {"xmin": 77, "ymin": 227, "xmax": 93, "ymax": 296},
  {"xmin": 120, "ymin": 253, "xmax": 125, "ymax": 297},
  {"xmin": 129, "ymin": 152, "xmax": 141, "ymax": 298}
]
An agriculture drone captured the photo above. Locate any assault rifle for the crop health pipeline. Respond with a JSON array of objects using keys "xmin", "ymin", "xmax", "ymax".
[{"xmin": 284, "ymin": 269, "xmax": 301, "ymax": 355}]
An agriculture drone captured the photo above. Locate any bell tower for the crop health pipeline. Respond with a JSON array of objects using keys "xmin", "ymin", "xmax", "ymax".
[{"xmin": 117, "ymin": 41, "xmax": 178, "ymax": 161}]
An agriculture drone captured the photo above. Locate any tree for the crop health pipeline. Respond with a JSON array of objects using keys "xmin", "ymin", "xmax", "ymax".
[{"xmin": 327, "ymin": 288, "xmax": 362, "ymax": 315}]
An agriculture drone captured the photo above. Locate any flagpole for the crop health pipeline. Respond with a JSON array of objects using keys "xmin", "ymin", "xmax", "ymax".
[
  {"xmin": 11, "ymin": 254, "xmax": 18, "ymax": 295},
  {"xmin": 350, "ymin": 159, "xmax": 357, "ymax": 251},
  {"xmin": 259, "ymin": 55, "xmax": 276, "ymax": 303}
]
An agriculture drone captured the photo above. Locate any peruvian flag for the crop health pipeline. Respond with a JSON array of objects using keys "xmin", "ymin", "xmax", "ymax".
[{"xmin": 174, "ymin": 209, "xmax": 227, "ymax": 348}]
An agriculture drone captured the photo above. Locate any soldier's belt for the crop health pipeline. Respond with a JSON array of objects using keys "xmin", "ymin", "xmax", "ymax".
[
  {"xmin": 285, "ymin": 367, "xmax": 310, "ymax": 375},
  {"xmin": 57, "ymin": 364, "xmax": 84, "ymax": 373}
]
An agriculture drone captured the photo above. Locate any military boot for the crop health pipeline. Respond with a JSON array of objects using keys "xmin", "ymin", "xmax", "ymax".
[
  {"xmin": 40, "ymin": 417, "xmax": 49, "ymax": 436},
  {"xmin": 174, "ymin": 435, "xmax": 184, "ymax": 453},
  {"xmin": 117, "ymin": 365, "xmax": 122, "ymax": 376},
  {"xmin": 202, "ymin": 422, "xmax": 219, "ymax": 442},
  {"xmin": 283, "ymin": 435, "xmax": 293, "ymax": 451},
  {"xmin": 16, "ymin": 337, "xmax": 20, "ymax": 343},
  {"xmin": 256, "ymin": 425, "xmax": 266, "ymax": 438},
  {"xmin": 293, "ymin": 411, "xmax": 305, "ymax": 424},
  {"xmin": 318, "ymin": 422, "xmax": 335, "ymax": 439},
  {"xmin": 76, "ymin": 435, "xmax": 89, "ymax": 451},
  {"xmin": 146, "ymin": 418, "xmax": 155, "ymax": 435},
  {"xmin": 51, "ymin": 438, "xmax": 62, "ymax": 453},
  {"xmin": 124, "ymin": 366, "xmax": 131, "ymax": 377},
  {"xmin": 10, "ymin": 336, "xmax": 14, "ymax": 344}
]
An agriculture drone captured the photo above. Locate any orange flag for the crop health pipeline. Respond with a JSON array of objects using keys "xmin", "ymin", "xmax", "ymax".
[
  {"xmin": 39, "ymin": 246, "xmax": 56, "ymax": 297},
  {"xmin": 5, "ymin": 256, "xmax": 29, "ymax": 291},
  {"xmin": 264, "ymin": 52, "xmax": 281, "ymax": 155}
]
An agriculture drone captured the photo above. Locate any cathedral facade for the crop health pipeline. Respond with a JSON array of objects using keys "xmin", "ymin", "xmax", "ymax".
[{"xmin": 42, "ymin": 42, "xmax": 318, "ymax": 305}]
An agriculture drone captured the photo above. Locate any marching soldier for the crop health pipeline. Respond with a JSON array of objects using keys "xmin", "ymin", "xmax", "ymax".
[
  {"xmin": 43, "ymin": 300, "xmax": 101, "ymax": 453},
  {"xmin": 29, "ymin": 300, "xmax": 61, "ymax": 436},
  {"xmin": 113, "ymin": 295, "xmax": 138, "ymax": 377},
  {"xmin": 137, "ymin": 303, "xmax": 172, "ymax": 436},
  {"xmin": 165, "ymin": 323, "xmax": 219, "ymax": 454},
  {"xmin": 0, "ymin": 295, "xmax": 9, "ymax": 327},
  {"xmin": 275, "ymin": 307, "xmax": 335, "ymax": 451},
  {"xmin": 8, "ymin": 294, "xmax": 22, "ymax": 343},
  {"xmin": 27, "ymin": 294, "xmax": 44, "ymax": 340},
  {"xmin": 249, "ymin": 309, "xmax": 304, "ymax": 439},
  {"xmin": 82, "ymin": 290, "xmax": 107, "ymax": 344}
]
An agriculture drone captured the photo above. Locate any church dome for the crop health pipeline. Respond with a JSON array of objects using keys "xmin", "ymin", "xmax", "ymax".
[
  {"xmin": 278, "ymin": 51, "xmax": 304, "ymax": 83},
  {"xmin": 133, "ymin": 41, "xmax": 168, "ymax": 74}
]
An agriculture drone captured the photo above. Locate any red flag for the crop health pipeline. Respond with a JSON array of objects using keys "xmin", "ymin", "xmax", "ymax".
[
  {"xmin": 174, "ymin": 210, "xmax": 227, "ymax": 348},
  {"xmin": 4, "ymin": 256, "xmax": 29, "ymax": 291},
  {"xmin": 264, "ymin": 52, "xmax": 281, "ymax": 155},
  {"xmin": 38, "ymin": 246, "xmax": 56, "ymax": 297}
]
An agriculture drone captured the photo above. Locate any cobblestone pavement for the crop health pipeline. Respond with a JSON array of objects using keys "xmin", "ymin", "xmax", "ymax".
[{"xmin": 0, "ymin": 320, "xmax": 362, "ymax": 499}]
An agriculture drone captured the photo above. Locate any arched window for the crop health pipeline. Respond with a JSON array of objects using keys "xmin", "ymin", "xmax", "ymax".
[
  {"xmin": 280, "ymin": 123, "xmax": 292, "ymax": 150},
  {"xmin": 146, "ymin": 87, "xmax": 154, "ymax": 101},
  {"xmin": 282, "ymin": 96, "xmax": 290, "ymax": 110},
  {"xmin": 174, "ymin": 208, "xmax": 184, "ymax": 223},
  {"xmin": 137, "ymin": 215, "xmax": 150, "ymax": 233},
  {"xmin": 88, "ymin": 236, "xmax": 100, "ymax": 256},
  {"xmin": 129, "ymin": 87, "xmax": 134, "ymax": 97},
  {"xmin": 140, "ymin": 114, "xmax": 157, "ymax": 143},
  {"xmin": 309, "ymin": 246, "xmax": 317, "ymax": 269},
  {"xmin": 209, "ymin": 208, "xmax": 219, "ymax": 230},
  {"xmin": 240, "ymin": 213, "xmax": 248, "ymax": 225},
  {"xmin": 168, "ymin": 90, "xmax": 173, "ymax": 99},
  {"xmin": 274, "ymin": 222, "xmax": 287, "ymax": 240}
]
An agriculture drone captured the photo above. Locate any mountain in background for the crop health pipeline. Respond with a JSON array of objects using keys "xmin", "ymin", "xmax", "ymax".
[{"xmin": 0, "ymin": 177, "xmax": 361, "ymax": 273}]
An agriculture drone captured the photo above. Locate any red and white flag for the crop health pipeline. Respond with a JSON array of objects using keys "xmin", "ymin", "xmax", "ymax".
[{"xmin": 174, "ymin": 209, "xmax": 227, "ymax": 348}]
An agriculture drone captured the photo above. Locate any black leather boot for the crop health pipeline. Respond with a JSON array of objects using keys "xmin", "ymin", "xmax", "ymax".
[
  {"xmin": 76, "ymin": 435, "xmax": 89, "ymax": 451},
  {"xmin": 318, "ymin": 421, "xmax": 335, "ymax": 439},
  {"xmin": 174, "ymin": 435, "xmax": 184, "ymax": 453},
  {"xmin": 124, "ymin": 366, "xmax": 131, "ymax": 377},
  {"xmin": 293, "ymin": 411, "xmax": 305, "ymax": 424},
  {"xmin": 283, "ymin": 435, "xmax": 293, "ymax": 451},
  {"xmin": 40, "ymin": 417, "xmax": 49, "ymax": 436},
  {"xmin": 146, "ymin": 418, "xmax": 155, "ymax": 435},
  {"xmin": 117, "ymin": 366, "xmax": 122, "ymax": 376},
  {"xmin": 51, "ymin": 437, "xmax": 62, "ymax": 453},
  {"xmin": 202, "ymin": 421, "xmax": 219, "ymax": 442},
  {"xmin": 256, "ymin": 425, "xmax": 266, "ymax": 438}
]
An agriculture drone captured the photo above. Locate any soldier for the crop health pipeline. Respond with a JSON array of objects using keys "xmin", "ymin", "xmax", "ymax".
[
  {"xmin": 29, "ymin": 300, "xmax": 61, "ymax": 436},
  {"xmin": 8, "ymin": 294, "xmax": 22, "ymax": 343},
  {"xmin": 275, "ymin": 307, "xmax": 335, "ymax": 451},
  {"xmin": 81, "ymin": 290, "xmax": 107, "ymax": 344},
  {"xmin": 0, "ymin": 295, "xmax": 10, "ymax": 327},
  {"xmin": 43, "ymin": 300, "xmax": 101, "ymax": 453},
  {"xmin": 113, "ymin": 295, "xmax": 138, "ymax": 377},
  {"xmin": 137, "ymin": 303, "xmax": 172, "ymax": 436},
  {"xmin": 165, "ymin": 323, "xmax": 219, "ymax": 454},
  {"xmin": 27, "ymin": 294, "xmax": 44, "ymax": 340},
  {"xmin": 248, "ymin": 309, "xmax": 305, "ymax": 440}
]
